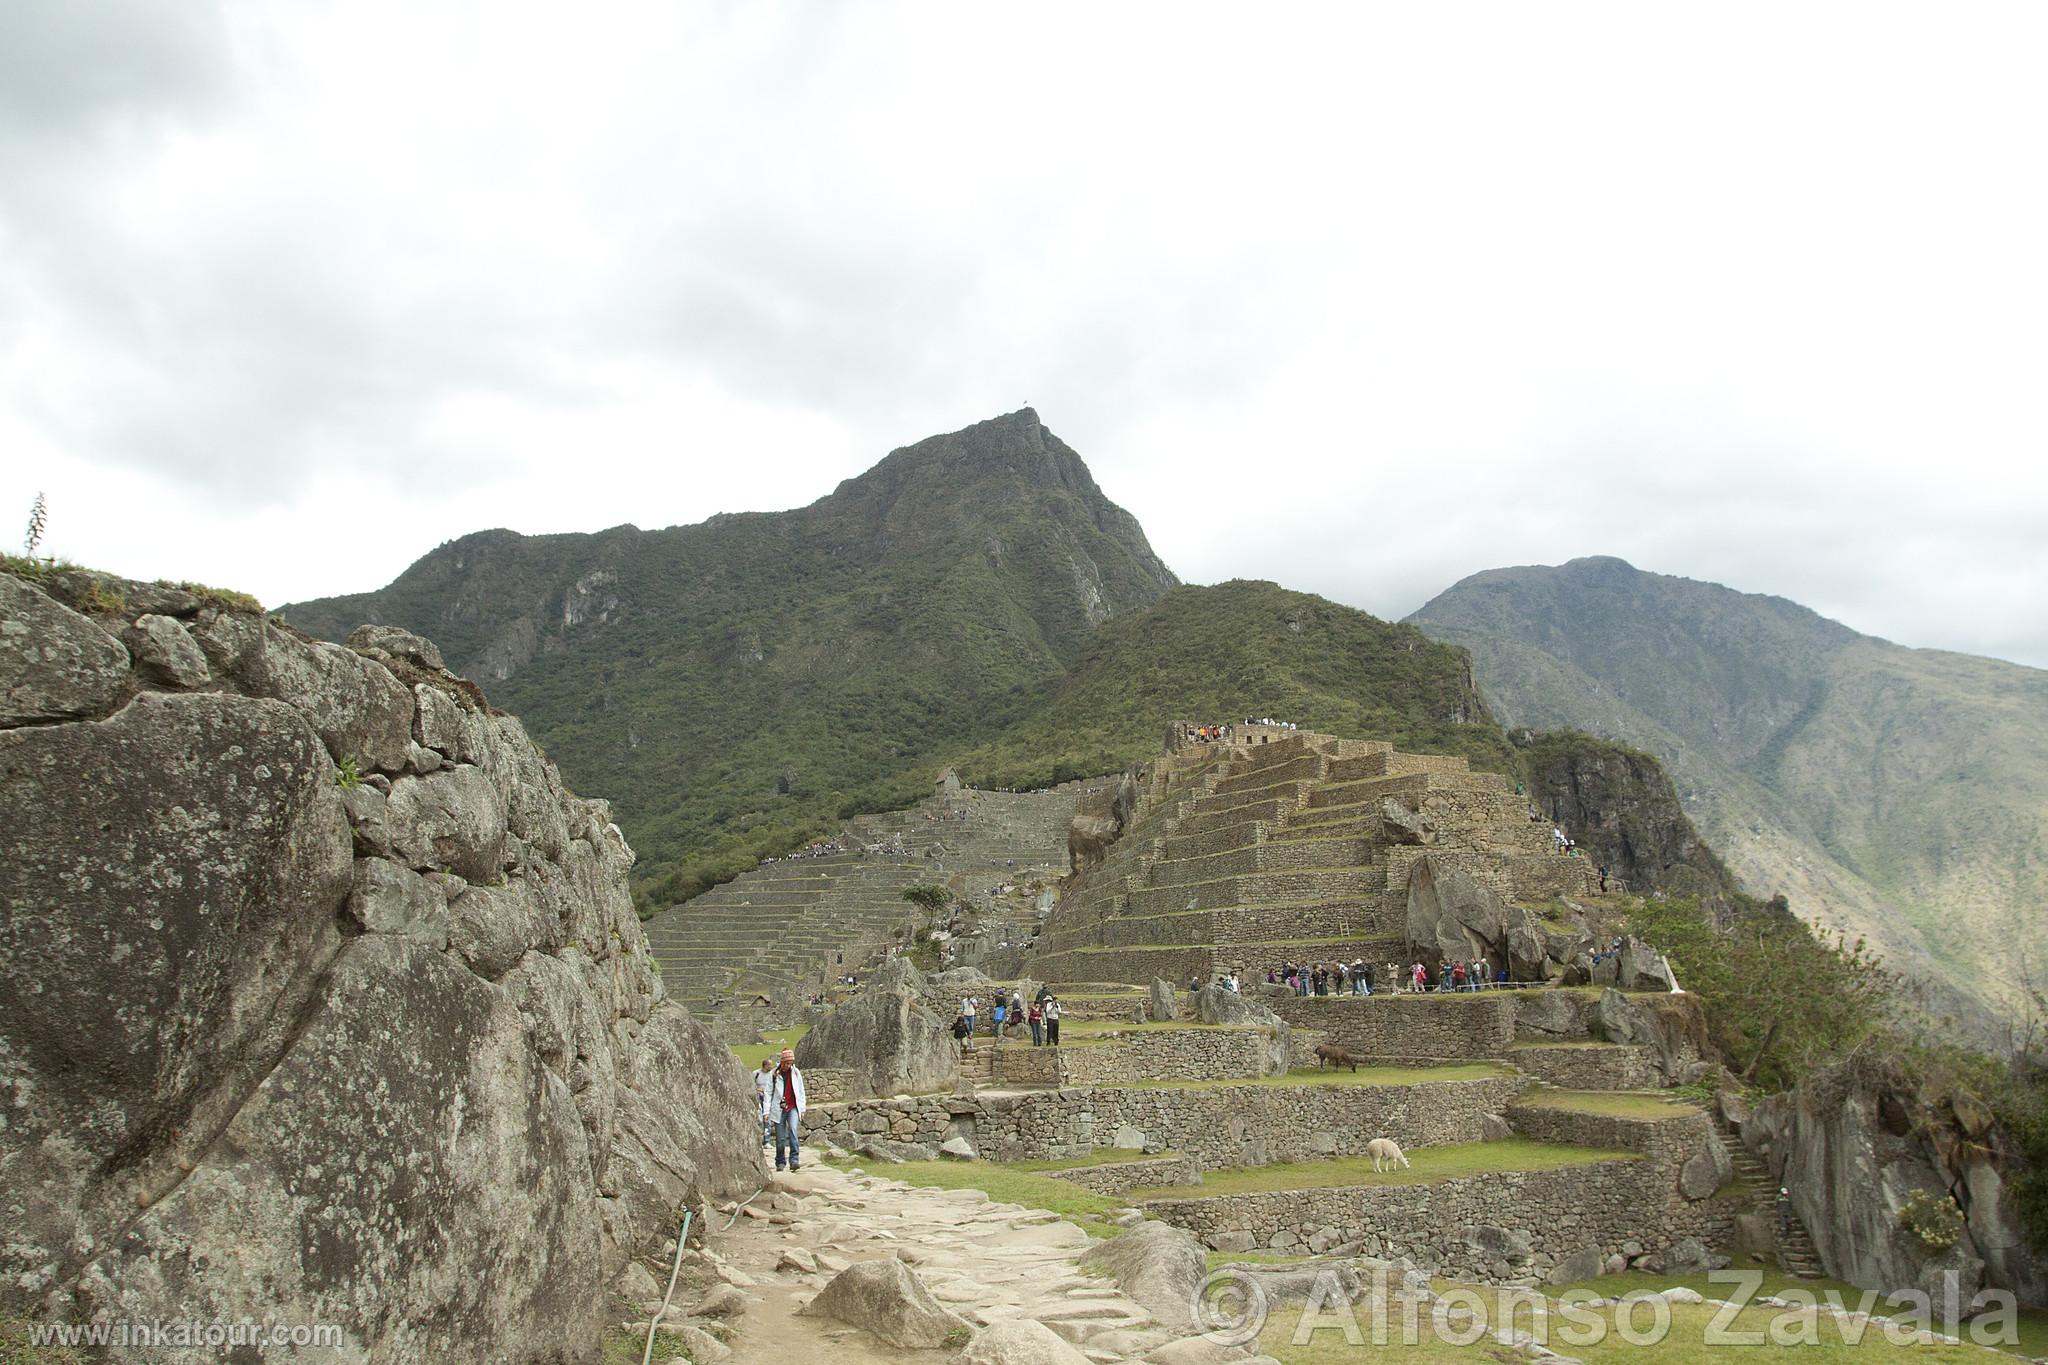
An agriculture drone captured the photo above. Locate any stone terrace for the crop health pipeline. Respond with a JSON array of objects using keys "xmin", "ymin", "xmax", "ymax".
[
  {"xmin": 1032, "ymin": 728, "xmax": 1592, "ymax": 988},
  {"xmin": 644, "ymin": 779, "xmax": 1103, "ymax": 1019}
]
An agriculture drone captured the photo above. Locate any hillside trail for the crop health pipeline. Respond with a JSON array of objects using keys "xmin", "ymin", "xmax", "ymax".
[{"xmin": 696, "ymin": 1160, "xmax": 1172, "ymax": 1364}]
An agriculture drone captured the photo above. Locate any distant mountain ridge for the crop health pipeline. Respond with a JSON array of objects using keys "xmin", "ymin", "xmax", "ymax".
[
  {"xmin": 283, "ymin": 410, "xmax": 1181, "ymax": 901},
  {"xmin": 1409, "ymin": 555, "xmax": 2048, "ymax": 1032},
  {"xmin": 287, "ymin": 411, "xmax": 1522, "ymax": 911}
]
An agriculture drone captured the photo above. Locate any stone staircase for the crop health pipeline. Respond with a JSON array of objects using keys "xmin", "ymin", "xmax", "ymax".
[
  {"xmin": 643, "ymin": 780, "xmax": 1103, "ymax": 1019},
  {"xmin": 1032, "ymin": 730, "xmax": 1592, "ymax": 987},
  {"xmin": 1710, "ymin": 1110, "xmax": 1824, "ymax": 1279}
]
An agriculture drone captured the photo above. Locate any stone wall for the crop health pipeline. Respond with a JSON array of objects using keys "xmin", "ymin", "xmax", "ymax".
[
  {"xmin": 811, "ymin": 1074, "xmax": 1524, "ymax": 1170},
  {"xmin": 1053, "ymin": 1028, "xmax": 1275, "ymax": 1086},
  {"xmin": 1508, "ymin": 1044, "xmax": 1663, "ymax": 1091},
  {"xmin": 1144, "ymin": 1158, "xmax": 1704, "ymax": 1281},
  {"xmin": 0, "ymin": 573, "xmax": 759, "ymax": 1361},
  {"xmin": 1049, "ymin": 1154, "xmax": 1201, "ymax": 1196},
  {"xmin": 1271, "ymin": 994, "xmax": 1517, "ymax": 1062}
]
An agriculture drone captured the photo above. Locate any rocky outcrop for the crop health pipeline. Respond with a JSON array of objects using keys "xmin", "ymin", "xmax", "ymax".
[
  {"xmin": 1592, "ymin": 987, "xmax": 1713, "ymax": 1085},
  {"xmin": 1405, "ymin": 855, "xmax": 1550, "ymax": 974},
  {"xmin": 1515, "ymin": 732, "xmax": 1738, "ymax": 904},
  {"xmin": 800, "ymin": 1258, "xmax": 969, "ymax": 1348},
  {"xmin": 1077, "ymin": 1219, "xmax": 1207, "ymax": 1332},
  {"xmin": 1748, "ymin": 1069, "xmax": 2046, "ymax": 1307},
  {"xmin": 1068, "ymin": 765, "xmax": 1140, "ymax": 873},
  {"xmin": 0, "ymin": 572, "xmax": 758, "ymax": 1360},
  {"xmin": 795, "ymin": 975, "xmax": 960, "ymax": 1098}
]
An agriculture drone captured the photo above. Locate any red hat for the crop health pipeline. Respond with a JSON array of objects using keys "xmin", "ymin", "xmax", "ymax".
[{"xmin": 780, "ymin": 1048, "xmax": 795, "ymax": 1062}]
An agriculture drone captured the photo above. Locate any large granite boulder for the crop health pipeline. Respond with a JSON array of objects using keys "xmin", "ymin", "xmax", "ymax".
[
  {"xmin": 1405, "ymin": 854, "xmax": 1545, "ymax": 970},
  {"xmin": 0, "ymin": 573, "xmax": 130, "ymax": 724},
  {"xmin": 801, "ymin": 1259, "xmax": 969, "ymax": 1348},
  {"xmin": 0, "ymin": 570, "xmax": 759, "ymax": 1360},
  {"xmin": 797, "ymin": 983, "xmax": 960, "ymax": 1098},
  {"xmin": 1593, "ymin": 988, "xmax": 1713, "ymax": 1084},
  {"xmin": 1148, "ymin": 977, "xmax": 1179, "ymax": 1022},
  {"xmin": 1190, "ymin": 984, "xmax": 1290, "ymax": 1073},
  {"xmin": 1079, "ymin": 1219, "xmax": 1207, "ymax": 1332}
]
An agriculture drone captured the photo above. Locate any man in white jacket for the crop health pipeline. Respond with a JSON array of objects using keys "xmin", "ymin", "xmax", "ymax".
[{"xmin": 765, "ymin": 1047, "xmax": 808, "ymax": 1172}]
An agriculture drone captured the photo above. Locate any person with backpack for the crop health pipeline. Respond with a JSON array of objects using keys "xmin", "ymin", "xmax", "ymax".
[
  {"xmin": 1044, "ymin": 995, "xmax": 1062, "ymax": 1046},
  {"xmin": 992, "ymin": 996, "xmax": 1007, "ymax": 1040},
  {"xmin": 764, "ymin": 1047, "xmax": 807, "ymax": 1172},
  {"xmin": 961, "ymin": 995, "xmax": 977, "ymax": 1050}
]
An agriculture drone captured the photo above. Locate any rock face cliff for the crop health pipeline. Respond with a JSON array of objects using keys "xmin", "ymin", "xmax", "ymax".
[
  {"xmin": 1747, "ymin": 1068, "xmax": 2045, "ymax": 1308},
  {"xmin": 0, "ymin": 570, "xmax": 757, "ymax": 1361},
  {"xmin": 1513, "ymin": 731, "xmax": 1739, "ymax": 904}
]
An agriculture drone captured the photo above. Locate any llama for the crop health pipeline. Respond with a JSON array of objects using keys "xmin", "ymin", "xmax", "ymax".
[{"xmin": 1367, "ymin": 1137, "xmax": 1410, "ymax": 1173}]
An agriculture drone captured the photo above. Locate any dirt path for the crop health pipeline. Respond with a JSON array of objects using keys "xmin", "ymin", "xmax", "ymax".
[{"xmin": 681, "ymin": 1162, "xmax": 1176, "ymax": 1363}]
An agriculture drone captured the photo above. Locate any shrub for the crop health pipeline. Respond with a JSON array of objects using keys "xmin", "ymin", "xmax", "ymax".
[{"xmin": 1899, "ymin": 1188, "xmax": 1964, "ymax": 1250}]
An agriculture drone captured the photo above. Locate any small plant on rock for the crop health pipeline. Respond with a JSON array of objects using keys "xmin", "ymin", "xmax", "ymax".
[
  {"xmin": 1899, "ymin": 1188, "xmax": 1964, "ymax": 1250},
  {"xmin": 335, "ymin": 755, "xmax": 363, "ymax": 792},
  {"xmin": 23, "ymin": 491, "xmax": 47, "ymax": 559}
]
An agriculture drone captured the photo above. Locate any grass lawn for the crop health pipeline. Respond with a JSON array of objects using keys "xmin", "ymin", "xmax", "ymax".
[
  {"xmin": 1129, "ymin": 1138, "xmax": 1633, "ymax": 1199},
  {"xmin": 1515, "ymin": 1088, "xmax": 1702, "ymax": 1120},
  {"xmin": 1005, "ymin": 1147, "xmax": 1183, "ymax": 1173},
  {"xmin": 1132, "ymin": 1062, "xmax": 1513, "ymax": 1091},
  {"xmin": 1254, "ymin": 1294, "xmax": 2011, "ymax": 1364},
  {"xmin": 832, "ymin": 1155, "xmax": 1128, "ymax": 1236},
  {"xmin": 730, "ymin": 1023, "xmax": 811, "ymax": 1068}
]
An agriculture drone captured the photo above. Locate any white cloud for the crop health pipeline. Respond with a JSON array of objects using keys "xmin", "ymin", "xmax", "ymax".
[{"xmin": 2, "ymin": 0, "xmax": 2043, "ymax": 664}]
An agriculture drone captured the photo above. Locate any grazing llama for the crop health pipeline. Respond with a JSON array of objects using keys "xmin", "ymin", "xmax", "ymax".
[{"xmin": 1367, "ymin": 1137, "xmax": 1410, "ymax": 1173}]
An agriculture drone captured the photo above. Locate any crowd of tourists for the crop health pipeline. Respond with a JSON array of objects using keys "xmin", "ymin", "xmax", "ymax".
[
  {"xmin": 954, "ymin": 986, "xmax": 1063, "ymax": 1048},
  {"xmin": 1260, "ymin": 955, "xmax": 1514, "ymax": 994}
]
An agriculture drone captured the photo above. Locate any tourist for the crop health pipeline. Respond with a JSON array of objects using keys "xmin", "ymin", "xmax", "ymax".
[
  {"xmin": 961, "ymin": 995, "xmax": 978, "ymax": 1050},
  {"xmin": 1473, "ymin": 956, "xmax": 1491, "ymax": 990},
  {"xmin": 992, "ymin": 996, "xmax": 1007, "ymax": 1040},
  {"xmin": 1045, "ymin": 996, "xmax": 1062, "ymax": 1046},
  {"xmin": 755, "ymin": 1058, "xmax": 776, "ymax": 1149},
  {"xmin": 1598, "ymin": 864, "xmax": 1610, "ymax": 893},
  {"xmin": 1438, "ymin": 961, "xmax": 1452, "ymax": 994},
  {"xmin": 1386, "ymin": 960, "xmax": 1401, "ymax": 995},
  {"xmin": 1359, "ymin": 961, "xmax": 1374, "ymax": 996},
  {"xmin": 766, "ymin": 1048, "xmax": 807, "ymax": 1173},
  {"xmin": 1411, "ymin": 961, "xmax": 1426, "ymax": 993},
  {"xmin": 952, "ymin": 1012, "xmax": 970, "ymax": 1048},
  {"xmin": 1010, "ymin": 989, "xmax": 1024, "ymax": 1021},
  {"xmin": 1452, "ymin": 961, "xmax": 1467, "ymax": 992},
  {"xmin": 1027, "ymin": 999, "xmax": 1044, "ymax": 1046}
]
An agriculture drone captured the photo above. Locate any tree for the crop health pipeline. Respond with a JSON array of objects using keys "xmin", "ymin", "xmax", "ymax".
[{"xmin": 900, "ymin": 884, "xmax": 951, "ymax": 927}]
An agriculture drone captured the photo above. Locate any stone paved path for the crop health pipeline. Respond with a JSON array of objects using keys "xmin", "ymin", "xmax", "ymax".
[{"xmin": 701, "ymin": 1162, "xmax": 1178, "ymax": 1363}]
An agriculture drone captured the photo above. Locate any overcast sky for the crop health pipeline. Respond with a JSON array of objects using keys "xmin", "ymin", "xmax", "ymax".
[{"xmin": 4, "ymin": 2, "xmax": 2044, "ymax": 666}]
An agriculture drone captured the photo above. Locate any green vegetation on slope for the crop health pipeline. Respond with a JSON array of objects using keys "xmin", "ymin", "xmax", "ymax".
[{"xmin": 280, "ymin": 414, "xmax": 1510, "ymax": 912}]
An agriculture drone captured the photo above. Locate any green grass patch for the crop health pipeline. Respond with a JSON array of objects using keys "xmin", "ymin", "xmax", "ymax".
[
  {"xmin": 1130, "ymin": 1137, "xmax": 1632, "ymax": 1199},
  {"xmin": 160, "ymin": 579, "xmax": 264, "ymax": 614},
  {"xmin": 1, "ymin": 1316, "xmax": 90, "ymax": 1364},
  {"xmin": 1516, "ymin": 1088, "xmax": 1702, "ymax": 1120},
  {"xmin": 834, "ymin": 1155, "xmax": 1128, "ymax": 1236},
  {"xmin": 1005, "ymin": 1147, "xmax": 1181, "ymax": 1173},
  {"xmin": 1206, "ymin": 1248, "xmax": 1314, "ymax": 1271},
  {"xmin": 1511, "ymin": 1038, "xmax": 1632, "ymax": 1050},
  {"xmin": 1132, "ymin": 1062, "xmax": 1514, "ymax": 1091},
  {"xmin": 1062, "ymin": 1019, "xmax": 1247, "ymax": 1034},
  {"xmin": 731, "ymin": 1024, "xmax": 812, "ymax": 1068}
]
